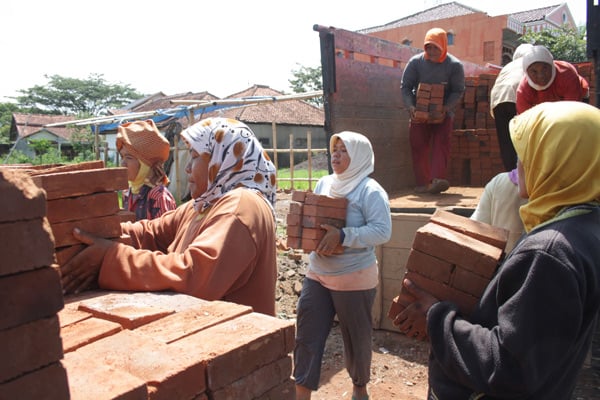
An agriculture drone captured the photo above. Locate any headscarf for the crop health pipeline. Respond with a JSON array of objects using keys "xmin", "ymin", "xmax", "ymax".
[
  {"xmin": 180, "ymin": 117, "xmax": 277, "ymax": 212},
  {"xmin": 424, "ymin": 28, "xmax": 448, "ymax": 63},
  {"xmin": 522, "ymin": 45, "xmax": 556, "ymax": 91},
  {"xmin": 513, "ymin": 43, "xmax": 533, "ymax": 61},
  {"xmin": 116, "ymin": 119, "xmax": 171, "ymax": 193},
  {"xmin": 329, "ymin": 131, "xmax": 374, "ymax": 198},
  {"xmin": 509, "ymin": 101, "xmax": 600, "ymax": 232}
]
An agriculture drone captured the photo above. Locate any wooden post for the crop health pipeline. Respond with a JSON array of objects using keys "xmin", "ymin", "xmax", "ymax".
[
  {"xmin": 289, "ymin": 133, "xmax": 294, "ymax": 190},
  {"xmin": 272, "ymin": 121, "xmax": 278, "ymax": 169},
  {"xmin": 307, "ymin": 131, "xmax": 313, "ymax": 191}
]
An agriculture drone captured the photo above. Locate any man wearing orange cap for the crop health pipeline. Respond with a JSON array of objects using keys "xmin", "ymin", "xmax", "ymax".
[
  {"xmin": 401, "ymin": 27, "xmax": 465, "ymax": 194},
  {"xmin": 116, "ymin": 119, "xmax": 177, "ymax": 220}
]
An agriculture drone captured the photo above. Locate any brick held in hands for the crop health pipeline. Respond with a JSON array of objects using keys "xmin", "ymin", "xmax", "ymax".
[
  {"xmin": 304, "ymin": 192, "xmax": 348, "ymax": 209},
  {"xmin": 45, "ymin": 191, "xmax": 120, "ymax": 223},
  {"xmin": 429, "ymin": 209, "xmax": 508, "ymax": 250},
  {"xmin": 31, "ymin": 167, "xmax": 128, "ymax": 200},
  {"xmin": 0, "ymin": 168, "xmax": 47, "ymax": 223},
  {"xmin": 50, "ymin": 214, "xmax": 124, "ymax": 247}
]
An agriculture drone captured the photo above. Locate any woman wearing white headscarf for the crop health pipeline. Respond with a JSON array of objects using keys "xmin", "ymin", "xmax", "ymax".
[
  {"xmin": 61, "ymin": 117, "xmax": 279, "ymax": 316},
  {"xmin": 294, "ymin": 131, "xmax": 392, "ymax": 400},
  {"xmin": 392, "ymin": 101, "xmax": 600, "ymax": 399},
  {"xmin": 516, "ymin": 45, "xmax": 589, "ymax": 114}
]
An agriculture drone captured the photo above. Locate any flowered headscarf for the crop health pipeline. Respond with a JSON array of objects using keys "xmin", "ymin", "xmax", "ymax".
[
  {"xmin": 180, "ymin": 118, "xmax": 277, "ymax": 212},
  {"xmin": 424, "ymin": 27, "xmax": 448, "ymax": 63},
  {"xmin": 329, "ymin": 131, "xmax": 374, "ymax": 198},
  {"xmin": 509, "ymin": 101, "xmax": 600, "ymax": 232}
]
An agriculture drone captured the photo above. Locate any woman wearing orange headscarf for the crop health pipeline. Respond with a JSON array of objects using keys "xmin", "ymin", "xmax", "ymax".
[
  {"xmin": 392, "ymin": 101, "xmax": 600, "ymax": 399},
  {"xmin": 401, "ymin": 27, "xmax": 465, "ymax": 194},
  {"xmin": 116, "ymin": 119, "xmax": 177, "ymax": 220}
]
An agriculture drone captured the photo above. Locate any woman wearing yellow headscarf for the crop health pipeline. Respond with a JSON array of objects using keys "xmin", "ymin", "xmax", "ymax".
[{"xmin": 392, "ymin": 101, "xmax": 600, "ymax": 399}]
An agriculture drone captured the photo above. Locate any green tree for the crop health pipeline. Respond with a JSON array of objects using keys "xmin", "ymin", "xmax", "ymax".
[
  {"xmin": 0, "ymin": 102, "xmax": 21, "ymax": 144},
  {"xmin": 289, "ymin": 64, "xmax": 323, "ymax": 107},
  {"xmin": 520, "ymin": 25, "xmax": 587, "ymax": 63},
  {"xmin": 13, "ymin": 73, "xmax": 144, "ymax": 116}
]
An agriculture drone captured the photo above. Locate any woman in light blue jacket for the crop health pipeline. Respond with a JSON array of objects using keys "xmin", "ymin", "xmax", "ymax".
[{"xmin": 294, "ymin": 131, "xmax": 392, "ymax": 400}]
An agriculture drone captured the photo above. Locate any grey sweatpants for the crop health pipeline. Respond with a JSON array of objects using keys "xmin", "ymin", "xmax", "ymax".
[{"xmin": 293, "ymin": 277, "xmax": 376, "ymax": 390}]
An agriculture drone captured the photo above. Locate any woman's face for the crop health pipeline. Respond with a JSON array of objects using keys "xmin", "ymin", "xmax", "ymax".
[
  {"xmin": 527, "ymin": 62, "xmax": 553, "ymax": 87},
  {"xmin": 331, "ymin": 138, "xmax": 351, "ymax": 174},
  {"xmin": 185, "ymin": 150, "xmax": 210, "ymax": 199},
  {"xmin": 120, "ymin": 147, "xmax": 140, "ymax": 181},
  {"xmin": 517, "ymin": 160, "xmax": 528, "ymax": 199},
  {"xmin": 425, "ymin": 43, "xmax": 442, "ymax": 62}
]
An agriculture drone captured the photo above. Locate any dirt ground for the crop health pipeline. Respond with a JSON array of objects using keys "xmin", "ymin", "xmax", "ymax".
[{"xmin": 274, "ymin": 188, "xmax": 600, "ymax": 399}]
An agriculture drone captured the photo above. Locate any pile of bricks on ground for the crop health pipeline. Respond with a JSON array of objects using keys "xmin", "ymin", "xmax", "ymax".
[
  {"xmin": 387, "ymin": 209, "xmax": 508, "ymax": 332},
  {"xmin": 414, "ymin": 83, "xmax": 445, "ymax": 123},
  {"xmin": 60, "ymin": 290, "xmax": 295, "ymax": 399},
  {"xmin": 22, "ymin": 160, "xmax": 134, "ymax": 272},
  {"xmin": 285, "ymin": 190, "xmax": 347, "ymax": 253},
  {"xmin": 0, "ymin": 168, "xmax": 70, "ymax": 398}
]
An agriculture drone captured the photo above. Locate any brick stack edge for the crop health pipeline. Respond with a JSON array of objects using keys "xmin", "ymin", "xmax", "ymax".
[
  {"xmin": 0, "ymin": 168, "xmax": 70, "ymax": 398},
  {"xmin": 286, "ymin": 190, "xmax": 347, "ymax": 253},
  {"xmin": 414, "ymin": 83, "xmax": 446, "ymax": 123},
  {"xmin": 387, "ymin": 209, "xmax": 509, "ymax": 336}
]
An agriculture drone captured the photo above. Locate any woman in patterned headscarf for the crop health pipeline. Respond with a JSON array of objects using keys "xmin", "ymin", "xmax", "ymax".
[
  {"xmin": 116, "ymin": 119, "xmax": 177, "ymax": 220},
  {"xmin": 61, "ymin": 118, "xmax": 279, "ymax": 316},
  {"xmin": 294, "ymin": 131, "xmax": 392, "ymax": 400},
  {"xmin": 392, "ymin": 101, "xmax": 600, "ymax": 399}
]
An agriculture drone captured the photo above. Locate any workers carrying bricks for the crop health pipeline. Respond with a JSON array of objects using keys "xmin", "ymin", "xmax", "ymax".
[
  {"xmin": 391, "ymin": 101, "xmax": 600, "ymax": 399},
  {"xmin": 116, "ymin": 119, "xmax": 177, "ymax": 221},
  {"xmin": 401, "ymin": 27, "xmax": 465, "ymax": 194},
  {"xmin": 294, "ymin": 131, "xmax": 392, "ymax": 400},
  {"xmin": 60, "ymin": 117, "xmax": 279, "ymax": 316}
]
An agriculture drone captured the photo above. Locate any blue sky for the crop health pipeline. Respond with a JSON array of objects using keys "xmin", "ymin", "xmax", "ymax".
[{"xmin": 1, "ymin": 0, "xmax": 588, "ymax": 101}]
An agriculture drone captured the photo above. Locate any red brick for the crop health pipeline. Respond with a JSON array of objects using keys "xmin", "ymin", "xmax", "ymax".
[
  {"xmin": 77, "ymin": 297, "xmax": 175, "ymax": 330},
  {"xmin": 0, "ymin": 316, "xmax": 63, "ymax": 383},
  {"xmin": 27, "ymin": 160, "xmax": 105, "ymax": 175},
  {"xmin": 301, "ymin": 215, "xmax": 344, "ymax": 229},
  {"xmin": 406, "ymin": 249, "xmax": 454, "ymax": 284},
  {"xmin": 304, "ymin": 192, "xmax": 348, "ymax": 208},
  {"xmin": 171, "ymin": 312, "xmax": 295, "ymax": 390},
  {"xmin": 58, "ymin": 307, "xmax": 92, "ymax": 328},
  {"xmin": 451, "ymin": 267, "xmax": 491, "ymax": 298},
  {"xmin": 291, "ymin": 190, "xmax": 307, "ymax": 202},
  {"xmin": 430, "ymin": 209, "xmax": 508, "ymax": 249},
  {"xmin": 46, "ymin": 191, "xmax": 119, "ymax": 223},
  {"xmin": 61, "ymin": 317, "xmax": 123, "ymax": 353},
  {"xmin": 70, "ymin": 329, "xmax": 207, "ymax": 400},
  {"xmin": 134, "ymin": 301, "xmax": 253, "ymax": 344},
  {"xmin": 31, "ymin": 167, "xmax": 128, "ymax": 200},
  {"xmin": 303, "ymin": 204, "xmax": 346, "ymax": 220},
  {"xmin": 259, "ymin": 378, "xmax": 296, "ymax": 399},
  {"xmin": 54, "ymin": 243, "xmax": 86, "ymax": 268},
  {"xmin": 50, "ymin": 214, "xmax": 123, "ymax": 247},
  {"xmin": 210, "ymin": 356, "xmax": 292, "ymax": 400},
  {"xmin": 0, "ymin": 267, "xmax": 63, "ymax": 331},
  {"xmin": 0, "ymin": 218, "xmax": 55, "ymax": 276},
  {"xmin": 0, "ymin": 168, "xmax": 47, "ymax": 223},
  {"xmin": 285, "ymin": 236, "xmax": 301, "ymax": 249},
  {"xmin": 413, "ymin": 223, "xmax": 502, "ymax": 279},
  {"xmin": 302, "ymin": 227, "xmax": 325, "ymax": 240},
  {"xmin": 0, "ymin": 362, "xmax": 70, "ymax": 400},
  {"xmin": 288, "ymin": 201, "xmax": 303, "ymax": 215},
  {"xmin": 62, "ymin": 351, "xmax": 148, "ymax": 400},
  {"xmin": 286, "ymin": 213, "xmax": 301, "ymax": 226},
  {"xmin": 119, "ymin": 210, "xmax": 136, "ymax": 223},
  {"xmin": 286, "ymin": 224, "xmax": 302, "ymax": 237}
]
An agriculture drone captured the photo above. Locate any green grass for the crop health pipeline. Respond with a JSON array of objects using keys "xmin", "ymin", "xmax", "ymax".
[{"xmin": 277, "ymin": 168, "xmax": 328, "ymax": 191}]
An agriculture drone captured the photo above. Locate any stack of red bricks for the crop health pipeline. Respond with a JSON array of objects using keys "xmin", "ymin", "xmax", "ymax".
[
  {"xmin": 0, "ymin": 168, "xmax": 70, "ymax": 399},
  {"xmin": 414, "ymin": 83, "xmax": 445, "ymax": 123},
  {"xmin": 286, "ymin": 190, "xmax": 347, "ymax": 253},
  {"xmin": 60, "ymin": 290, "xmax": 296, "ymax": 399},
  {"xmin": 388, "ymin": 209, "xmax": 508, "ymax": 332},
  {"xmin": 23, "ymin": 161, "xmax": 134, "ymax": 272}
]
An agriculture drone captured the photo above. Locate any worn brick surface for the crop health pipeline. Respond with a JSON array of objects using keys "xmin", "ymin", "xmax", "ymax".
[
  {"xmin": 0, "ymin": 168, "xmax": 46, "ymax": 223},
  {"xmin": 430, "ymin": 209, "xmax": 508, "ymax": 250},
  {"xmin": 0, "ymin": 266, "xmax": 63, "ymax": 331},
  {"xmin": 71, "ymin": 329, "xmax": 207, "ymax": 400},
  {"xmin": 0, "ymin": 362, "xmax": 70, "ymax": 400},
  {"xmin": 172, "ymin": 312, "xmax": 295, "ymax": 390},
  {"xmin": 61, "ymin": 317, "xmax": 123, "ymax": 353},
  {"xmin": 406, "ymin": 249, "xmax": 454, "ymax": 284},
  {"xmin": 0, "ymin": 315, "xmax": 64, "ymax": 383},
  {"xmin": 26, "ymin": 160, "xmax": 105, "ymax": 176},
  {"xmin": 50, "ymin": 214, "xmax": 123, "ymax": 247},
  {"xmin": 31, "ymin": 167, "xmax": 128, "ymax": 200},
  {"xmin": 54, "ymin": 243, "xmax": 86, "ymax": 268},
  {"xmin": 0, "ymin": 218, "xmax": 55, "ymax": 276},
  {"xmin": 46, "ymin": 191, "xmax": 120, "ymax": 223},
  {"xmin": 62, "ymin": 351, "xmax": 148, "ymax": 400},
  {"xmin": 210, "ymin": 356, "xmax": 292, "ymax": 400}
]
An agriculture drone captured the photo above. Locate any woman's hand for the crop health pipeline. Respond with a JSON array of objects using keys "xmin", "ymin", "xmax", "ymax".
[
  {"xmin": 60, "ymin": 228, "xmax": 115, "ymax": 295},
  {"xmin": 393, "ymin": 278, "xmax": 439, "ymax": 341},
  {"xmin": 316, "ymin": 224, "xmax": 343, "ymax": 255}
]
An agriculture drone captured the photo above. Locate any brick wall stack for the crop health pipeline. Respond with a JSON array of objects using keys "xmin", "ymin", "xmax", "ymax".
[
  {"xmin": 22, "ymin": 161, "xmax": 134, "ymax": 272},
  {"xmin": 0, "ymin": 168, "xmax": 70, "ymax": 399},
  {"xmin": 414, "ymin": 83, "xmax": 446, "ymax": 123},
  {"xmin": 60, "ymin": 290, "xmax": 296, "ymax": 399},
  {"xmin": 450, "ymin": 73, "xmax": 504, "ymax": 186},
  {"xmin": 387, "ymin": 209, "xmax": 508, "ymax": 333},
  {"xmin": 286, "ymin": 190, "xmax": 347, "ymax": 253}
]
